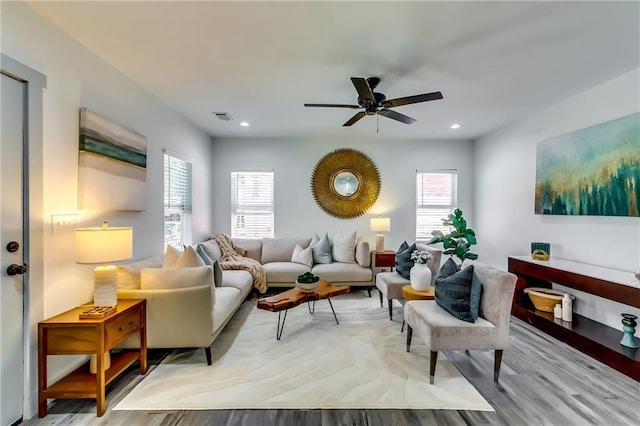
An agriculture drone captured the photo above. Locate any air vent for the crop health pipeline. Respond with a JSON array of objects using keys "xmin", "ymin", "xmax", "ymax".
[{"xmin": 213, "ymin": 112, "xmax": 233, "ymax": 121}]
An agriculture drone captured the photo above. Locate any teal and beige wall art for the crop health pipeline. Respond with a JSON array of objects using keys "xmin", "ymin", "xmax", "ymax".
[
  {"xmin": 535, "ymin": 112, "xmax": 640, "ymax": 216},
  {"xmin": 78, "ymin": 108, "xmax": 147, "ymax": 211}
]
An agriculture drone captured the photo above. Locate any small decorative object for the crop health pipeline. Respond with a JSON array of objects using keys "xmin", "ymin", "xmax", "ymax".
[
  {"xmin": 554, "ymin": 304, "xmax": 562, "ymax": 319},
  {"xmin": 296, "ymin": 272, "xmax": 320, "ymax": 292},
  {"xmin": 79, "ymin": 305, "xmax": 117, "ymax": 319},
  {"xmin": 428, "ymin": 208, "xmax": 478, "ymax": 264},
  {"xmin": 523, "ymin": 287, "xmax": 573, "ymax": 313},
  {"xmin": 561, "ymin": 293, "xmax": 573, "ymax": 322},
  {"xmin": 531, "ymin": 242, "xmax": 550, "ymax": 261},
  {"xmin": 620, "ymin": 314, "xmax": 639, "ymax": 348},
  {"xmin": 370, "ymin": 216, "xmax": 390, "ymax": 251},
  {"xmin": 409, "ymin": 249, "xmax": 433, "ymax": 291}
]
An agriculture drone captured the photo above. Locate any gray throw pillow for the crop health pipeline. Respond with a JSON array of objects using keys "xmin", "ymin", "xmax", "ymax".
[
  {"xmin": 395, "ymin": 241, "xmax": 416, "ymax": 280},
  {"xmin": 196, "ymin": 244, "xmax": 223, "ymax": 287},
  {"xmin": 435, "ymin": 264, "xmax": 482, "ymax": 322},
  {"xmin": 311, "ymin": 232, "xmax": 333, "ymax": 264}
]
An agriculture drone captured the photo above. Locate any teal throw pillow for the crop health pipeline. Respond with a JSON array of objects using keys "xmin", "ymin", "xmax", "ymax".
[
  {"xmin": 196, "ymin": 244, "xmax": 223, "ymax": 287},
  {"xmin": 435, "ymin": 264, "xmax": 482, "ymax": 322},
  {"xmin": 311, "ymin": 233, "xmax": 333, "ymax": 264},
  {"xmin": 395, "ymin": 241, "xmax": 416, "ymax": 280}
]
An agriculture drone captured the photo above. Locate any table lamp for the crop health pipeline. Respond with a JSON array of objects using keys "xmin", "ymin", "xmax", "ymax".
[
  {"xmin": 370, "ymin": 217, "xmax": 390, "ymax": 252},
  {"xmin": 75, "ymin": 222, "xmax": 133, "ymax": 307}
]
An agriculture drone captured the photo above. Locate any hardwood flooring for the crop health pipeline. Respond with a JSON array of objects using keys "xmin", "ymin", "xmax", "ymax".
[{"xmin": 21, "ymin": 309, "xmax": 640, "ymax": 425}]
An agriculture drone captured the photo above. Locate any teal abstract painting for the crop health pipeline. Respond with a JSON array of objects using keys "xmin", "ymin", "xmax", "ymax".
[{"xmin": 535, "ymin": 112, "xmax": 640, "ymax": 216}]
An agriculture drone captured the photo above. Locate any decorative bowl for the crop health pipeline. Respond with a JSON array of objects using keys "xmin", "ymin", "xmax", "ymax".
[
  {"xmin": 295, "ymin": 280, "xmax": 319, "ymax": 292},
  {"xmin": 524, "ymin": 287, "xmax": 573, "ymax": 312}
]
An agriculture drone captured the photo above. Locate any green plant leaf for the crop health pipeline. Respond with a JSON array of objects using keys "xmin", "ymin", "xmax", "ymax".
[
  {"xmin": 466, "ymin": 252, "xmax": 478, "ymax": 260},
  {"xmin": 466, "ymin": 234, "xmax": 477, "ymax": 244}
]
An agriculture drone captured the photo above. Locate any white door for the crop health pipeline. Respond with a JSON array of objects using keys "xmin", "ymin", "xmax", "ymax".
[{"xmin": 1, "ymin": 72, "xmax": 26, "ymax": 426}]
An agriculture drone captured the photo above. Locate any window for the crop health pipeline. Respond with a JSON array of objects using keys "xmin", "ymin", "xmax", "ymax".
[
  {"xmin": 231, "ymin": 171, "xmax": 274, "ymax": 238},
  {"xmin": 416, "ymin": 171, "xmax": 458, "ymax": 241},
  {"xmin": 164, "ymin": 152, "xmax": 192, "ymax": 247}
]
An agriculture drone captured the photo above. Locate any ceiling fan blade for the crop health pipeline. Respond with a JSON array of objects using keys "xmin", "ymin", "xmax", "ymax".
[
  {"xmin": 343, "ymin": 111, "xmax": 367, "ymax": 126},
  {"xmin": 350, "ymin": 77, "xmax": 376, "ymax": 103},
  {"xmin": 384, "ymin": 91, "xmax": 443, "ymax": 108},
  {"xmin": 378, "ymin": 108, "xmax": 416, "ymax": 125},
  {"xmin": 304, "ymin": 103, "xmax": 360, "ymax": 109}
]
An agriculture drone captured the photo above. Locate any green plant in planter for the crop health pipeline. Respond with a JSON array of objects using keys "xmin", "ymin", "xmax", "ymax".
[
  {"xmin": 428, "ymin": 208, "xmax": 478, "ymax": 264},
  {"xmin": 297, "ymin": 272, "xmax": 320, "ymax": 283}
]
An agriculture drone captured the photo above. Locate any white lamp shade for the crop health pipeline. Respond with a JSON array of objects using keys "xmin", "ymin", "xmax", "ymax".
[
  {"xmin": 370, "ymin": 217, "xmax": 391, "ymax": 233},
  {"xmin": 75, "ymin": 227, "xmax": 133, "ymax": 264}
]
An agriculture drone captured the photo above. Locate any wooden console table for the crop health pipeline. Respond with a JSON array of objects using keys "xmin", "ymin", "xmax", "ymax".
[
  {"xmin": 508, "ymin": 256, "xmax": 639, "ymax": 381},
  {"xmin": 38, "ymin": 299, "xmax": 147, "ymax": 417}
]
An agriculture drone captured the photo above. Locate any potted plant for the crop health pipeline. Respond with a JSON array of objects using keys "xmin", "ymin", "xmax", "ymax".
[
  {"xmin": 296, "ymin": 272, "xmax": 320, "ymax": 292},
  {"xmin": 409, "ymin": 249, "xmax": 433, "ymax": 291},
  {"xmin": 428, "ymin": 208, "xmax": 478, "ymax": 264}
]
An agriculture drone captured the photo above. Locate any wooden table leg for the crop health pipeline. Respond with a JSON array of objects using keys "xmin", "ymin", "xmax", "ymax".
[{"xmin": 37, "ymin": 326, "xmax": 47, "ymax": 417}]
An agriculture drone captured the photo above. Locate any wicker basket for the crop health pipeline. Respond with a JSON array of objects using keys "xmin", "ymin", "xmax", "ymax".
[{"xmin": 523, "ymin": 287, "xmax": 565, "ymax": 312}]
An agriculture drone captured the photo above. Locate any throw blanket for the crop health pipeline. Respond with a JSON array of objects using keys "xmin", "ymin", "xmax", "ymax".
[{"xmin": 210, "ymin": 233, "xmax": 267, "ymax": 294}]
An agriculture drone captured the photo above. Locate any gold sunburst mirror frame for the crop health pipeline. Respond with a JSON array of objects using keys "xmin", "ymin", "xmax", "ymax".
[{"xmin": 311, "ymin": 148, "xmax": 381, "ymax": 219}]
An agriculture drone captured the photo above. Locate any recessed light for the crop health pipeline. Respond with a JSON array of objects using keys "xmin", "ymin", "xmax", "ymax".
[
  {"xmin": 450, "ymin": 123, "xmax": 461, "ymax": 129},
  {"xmin": 240, "ymin": 122, "xmax": 250, "ymax": 127}
]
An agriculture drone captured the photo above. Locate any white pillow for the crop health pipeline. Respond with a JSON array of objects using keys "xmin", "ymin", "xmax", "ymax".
[
  {"xmin": 332, "ymin": 231, "xmax": 356, "ymax": 263},
  {"xmin": 200, "ymin": 239, "xmax": 222, "ymax": 262},
  {"xmin": 172, "ymin": 245, "xmax": 206, "ymax": 268},
  {"xmin": 116, "ymin": 255, "xmax": 164, "ymax": 289},
  {"xmin": 311, "ymin": 232, "xmax": 333, "ymax": 264},
  {"xmin": 140, "ymin": 266, "xmax": 214, "ymax": 290},
  {"xmin": 291, "ymin": 243, "xmax": 313, "ymax": 267},
  {"xmin": 162, "ymin": 244, "xmax": 183, "ymax": 268}
]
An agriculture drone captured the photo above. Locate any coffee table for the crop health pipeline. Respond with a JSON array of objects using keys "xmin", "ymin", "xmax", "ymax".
[{"xmin": 257, "ymin": 280, "xmax": 350, "ymax": 340}]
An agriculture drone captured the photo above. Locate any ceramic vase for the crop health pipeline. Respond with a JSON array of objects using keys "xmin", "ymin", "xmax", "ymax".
[
  {"xmin": 620, "ymin": 313, "xmax": 639, "ymax": 348},
  {"xmin": 410, "ymin": 263, "xmax": 432, "ymax": 291}
]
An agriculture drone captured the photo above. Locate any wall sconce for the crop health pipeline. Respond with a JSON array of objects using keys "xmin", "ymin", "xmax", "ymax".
[{"xmin": 370, "ymin": 217, "xmax": 390, "ymax": 252}]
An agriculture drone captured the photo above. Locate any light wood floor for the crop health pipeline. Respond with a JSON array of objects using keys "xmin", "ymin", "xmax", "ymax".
[{"xmin": 22, "ymin": 302, "xmax": 640, "ymax": 426}]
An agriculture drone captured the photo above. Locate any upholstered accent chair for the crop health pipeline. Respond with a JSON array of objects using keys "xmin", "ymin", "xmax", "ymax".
[
  {"xmin": 375, "ymin": 245, "xmax": 442, "ymax": 320},
  {"xmin": 404, "ymin": 261, "xmax": 517, "ymax": 384}
]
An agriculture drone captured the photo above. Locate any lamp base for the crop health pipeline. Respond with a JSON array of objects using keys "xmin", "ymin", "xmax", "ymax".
[
  {"xmin": 376, "ymin": 234, "xmax": 385, "ymax": 252},
  {"xmin": 93, "ymin": 264, "xmax": 118, "ymax": 307}
]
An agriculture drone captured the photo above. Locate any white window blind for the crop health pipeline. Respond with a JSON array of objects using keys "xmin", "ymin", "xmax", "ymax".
[
  {"xmin": 164, "ymin": 152, "xmax": 192, "ymax": 247},
  {"xmin": 231, "ymin": 171, "xmax": 274, "ymax": 238},
  {"xmin": 416, "ymin": 171, "xmax": 458, "ymax": 241}
]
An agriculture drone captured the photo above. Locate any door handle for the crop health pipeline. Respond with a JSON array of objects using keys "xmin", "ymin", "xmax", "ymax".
[{"xmin": 7, "ymin": 263, "xmax": 27, "ymax": 276}]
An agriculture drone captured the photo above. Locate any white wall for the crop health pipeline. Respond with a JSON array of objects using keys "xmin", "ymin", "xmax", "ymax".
[
  {"xmin": 210, "ymin": 136, "xmax": 473, "ymax": 251},
  {"xmin": 474, "ymin": 68, "xmax": 640, "ymax": 331},
  {"xmin": 2, "ymin": 2, "xmax": 214, "ymax": 416}
]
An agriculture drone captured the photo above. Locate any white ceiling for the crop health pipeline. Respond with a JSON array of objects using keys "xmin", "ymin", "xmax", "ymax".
[{"xmin": 25, "ymin": 1, "xmax": 640, "ymax": 140}]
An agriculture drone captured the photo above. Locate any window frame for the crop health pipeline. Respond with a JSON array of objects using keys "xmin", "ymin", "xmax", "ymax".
[
  {"xmin": 231, "ymin": 170, "xmax": 274, "ymax": 239},
  {"xmin": 416, "ymin": 170, "xmax": 458, "ymax": 242},
  {"xmin": 163, "ymin": 150, "xmax": 193, "ymax": 248}
]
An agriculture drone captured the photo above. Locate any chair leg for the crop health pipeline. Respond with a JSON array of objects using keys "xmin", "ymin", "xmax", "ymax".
[
  {"xmin": 205, "ymin": 346, "xmax": 212, "ymax": 365},
  {"xmin": 429, "ymin": 351, "xmax": 438, "ymax": 385},
  {"xmin": 388, "ymin": 299, "xmax": 393, "ymax": 320},
  {"xmin": 378, "ymin": 288, "xmax": 383, "ymax": 308},
  {"xmin": 406, "ymin": 325, "xmax": 413, "ymax": 352},
  {"xmin": 494, "ymin": 349, "xmax": 503, "ymax": 382},
  {"xmin": 367, "ymin": 287, "xmax": 371, "ymax": 297}
]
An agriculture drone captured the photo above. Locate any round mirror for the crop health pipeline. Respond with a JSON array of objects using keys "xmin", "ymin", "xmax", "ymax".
[
  {"xmin": 333, "ymin": 171, "xmax": 359, "ymax": 197},
  {"xmin": 311, "ymin": 148, "xmax": 381, "ymax": 219}
]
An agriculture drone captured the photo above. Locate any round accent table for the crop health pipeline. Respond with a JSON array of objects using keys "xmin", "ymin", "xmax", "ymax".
[
  {"xmin": 401, "ymin": 285, "xmax": 434, "ymax": 332},
  {"xmin": 402, "ymin": 285, "xmax": 435, "ymax": 301}
]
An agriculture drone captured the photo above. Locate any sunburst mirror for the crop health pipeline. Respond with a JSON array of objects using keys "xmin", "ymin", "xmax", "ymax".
[{"xmin": 311, "ymin": 148, "xmax": 381, "ymax": 219}]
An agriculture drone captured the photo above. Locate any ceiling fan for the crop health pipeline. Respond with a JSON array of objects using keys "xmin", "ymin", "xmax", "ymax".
[{"xmin": 304, "ymin": 77, "xmax": 443, "ymax": 126}]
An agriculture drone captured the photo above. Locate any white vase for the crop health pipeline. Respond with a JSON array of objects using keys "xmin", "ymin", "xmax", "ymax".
[{"xmin": 410, "ymin": 263, "xmax": 432, "ymax": 291}]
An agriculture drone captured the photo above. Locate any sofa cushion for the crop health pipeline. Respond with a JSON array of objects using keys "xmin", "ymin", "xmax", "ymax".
[
  {"xmin": 395, "ymin": 241, "xmax": 416, "ymax": 280},
  {"xmin": 162, "ymin": 244, "xmax": 182, "ymax": 268},
  {"xmin": 116, "ymin": 255, "xmax": 163, "ymax": 289},
  {"xmin": 233, "ymin": 238, "xmax": 262, "ymax": 262},
  {"xmin": 263, "ymin": 262, "xmax": 312, "ymax": 283},
  {"xmin": 262, "ymin": 238, "xmax": 311, "ymax": 264},
  {"xmin": 312, "ymin": 262, "xmax": 373, "ymax": 282},
  {"xmin": 355, "ymin": 241, "xmax": 371, "ymax": 267},
  {"xmin": 375, "ymin": 271, "xmax": 410, "ymax": 300},
  {"xmin": 172, "ymin": 245, "xmax": 206, "ymax": 268},
  {"xmin": 311, "ymin": 233, "xmax": 333, "ymax": 264},
  {"xmin": 221, "ymin": 270, "xmax": 253, "ymax": 295},
  {"xmin": 291, "ymin": 243, "xmax": 313, "ymax": 267},
  {"xmin": 332, "ymin": 231, "xmax": 356, "ymax": 263},
  {"xmin": 434, "ymin": 264, "xmax": 482, "ymax": 323},
  {"xmin": 212, "ymin": 287, "xmax": 242, "ymax": 334},
  {"xmin": 200, "ymin": 240, "xmax": 222, "ymax": 262},
  {"xmin": 140, "ymin": 266, "xmax": 213, "ymax": 291}
]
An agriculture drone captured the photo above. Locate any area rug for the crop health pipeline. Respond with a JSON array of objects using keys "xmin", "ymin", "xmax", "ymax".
[{"xmin": 114, "ymin": 292, "xmax": 494, "ymax": 411}]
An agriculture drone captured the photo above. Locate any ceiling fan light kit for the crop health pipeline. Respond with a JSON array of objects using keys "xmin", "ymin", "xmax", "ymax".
[{"xmin": 304, "ymin": 76, "xmax": 443, "ymax": 127}]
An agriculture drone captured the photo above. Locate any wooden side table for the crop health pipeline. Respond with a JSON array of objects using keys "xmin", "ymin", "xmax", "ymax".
[
  {"xmin": 38, "ymin": 299, "xmax": 147, "ymax": 417},
  {"xmin": 402, "ymin": 285, "xmax": 435, "ymax": 301},
  {"xmin": 372, "ymin": 250, "xmax": 396, "ymax": 271}
]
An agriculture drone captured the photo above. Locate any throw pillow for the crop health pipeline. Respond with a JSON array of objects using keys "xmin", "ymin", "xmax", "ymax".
[
  {"xmin": 395, "ymin": 241, "xmax": 416, "ymax": 280},
  {"xmin": 140, "ymin": 266, "xmax": 213, "ymax": 290},
  {"xmin": 116, "ymin": 255, "xmax": 163, "ymax": 289},
  {"xmin": 438, "ymin": 257, "xmax": 461, "ymax": 278},
  {"xmin": 196, "ymin": 244, "xmax": 223, "ymax": 287},
  {"xmin": 162, "ymin": 244, "xmax": 182, "ymax": 268},
  {"xmin": 434, "ymin": 264, "xmax": 482, "ymax": 323},
  {"xmin": 172, "ymin": 245, "xmax": 206, "ymax": 268},
  {"xmin": 311, "ymin": 232, "xmax": 333, "ymax": 264},
  {"xmin": 291, "ymin": 243, "xmax": 313, "ymax": 267},
  {"xmin": 332, "ymin": 231, "xmax": 356, "ymax": 263},
  {"xmin": 200, "ymin": 239, "xmax": 222, "ymax": 262}
]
